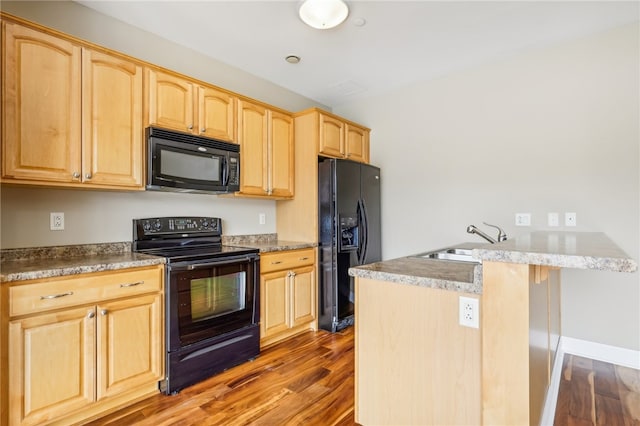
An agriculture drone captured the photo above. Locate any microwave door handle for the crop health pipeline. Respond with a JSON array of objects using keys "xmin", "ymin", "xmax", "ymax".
[{"xmin": 221, "ymin": 155, "xmax": 229, "ymax": 186}]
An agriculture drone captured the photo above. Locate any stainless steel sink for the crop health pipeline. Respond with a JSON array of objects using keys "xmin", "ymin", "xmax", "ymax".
[{"xmin": 412, "ymin": 247, "xmax": 480, "ymax": 263}]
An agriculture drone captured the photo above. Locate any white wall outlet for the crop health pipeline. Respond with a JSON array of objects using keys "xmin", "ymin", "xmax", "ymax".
[
  {"xmin": 459, "ymin": 296, "xmax": 479, "ymax": 328},
  {"xmin": 50, "ymin": 212, "xmax": 65, "ymax": 231},
  {"xmin": 548, "ymin": 212, "xmax": 559, "ymax": 227},
  {"xmin": 258, "ymin": 213, "xmax": 266, "ymax": 225},
  {"xmin": 565, "ymin": 212, "xmax": 577, "ymax": 227},
  {"xmin": 515, "ymin": 213, "xmax": 531, "ymax": 227}
]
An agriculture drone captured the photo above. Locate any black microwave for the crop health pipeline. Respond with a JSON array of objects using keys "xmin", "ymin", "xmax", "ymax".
[{"xmin": 146, "ymin": 127, "xmax": 240, "ymax": 194}]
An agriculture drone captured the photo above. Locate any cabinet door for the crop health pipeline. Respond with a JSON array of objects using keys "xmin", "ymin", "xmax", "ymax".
[
  {"xmin": 96, "ymin": 294, "xmax": 163, "ymax": 400},
  {"xmin": 291, "ymin": 265, "xmax": 316, "ymax": 328},
  {"xmin": 237, "ymin": 99, "xmax": 268, "ymax": 196},
  {"xmin": 318, "ymin": 113, "xmax": 344, "ymax": 158},
  {"xmin": 9, "ymin": 307, "xmax": 95, "ymax": 426},
  {"xmin": 146, "ymin": 68, "xmax": 194, "ymax": 133},
  {"xmin": 82, "ymin": 49, "xmax": 143, "ymax": 188},
  {"xmin": 198, "ymin": 86, "xmax": 236, "ymax": 142},
  {"xmin": 260, "ymin": 271, "xmax": 290, "ymax": 338},
  {"xmin": 2, "ymin": 22, "xmax": 82, "ymax": 182},
  {"xmin": 269, "ymin": 111, "xmax": 294, "ymax": 198},
  {"xmin": 345, "ymin": 124, "xmax": 369, "ymax": 164}
]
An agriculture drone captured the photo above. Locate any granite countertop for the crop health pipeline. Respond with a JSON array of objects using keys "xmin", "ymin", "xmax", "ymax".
[
  {"xmin": 349, "ymin": 231, "xmax": 637, "ymax": 294},
  {"xmin": 1, "ymin": 242, "xmax": 165, "ymax": 283},
  {"xmin": 223, "ymin": 234, "xmax": 316, "ymax": 253},
  {"xmin": 1, "ymin": 235, "xmax": 316, "ymax": 283},
  {"xmin": 473, "ymin": 231, "xmax": 638, "ymax": 272},
  {"xmin": 349, "ymin": 257, "xmax": 482, "ymax": 294}
]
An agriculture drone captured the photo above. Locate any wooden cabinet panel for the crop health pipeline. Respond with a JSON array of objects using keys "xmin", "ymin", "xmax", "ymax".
[
  {"xmin": 236, "ymin": 99, "xmax": 293, "ymax": 199},
  {"xmin": 260, "ymin": 272, "xmax": 290, "ymax": 339},
  {"xmin": 146, "ymin": 68, "xmax": 195, "ymax": 133},
  {"xmin": 82, "ymin": 49, "xmax": 143, "ymax": 187},
  {"xmin": 259, "ymin": 249, "xmax": 317, "ymax": 347},
  {"xmin": 198, "ymin": 86, "xmax": 235, "ymax": 141},
  {"xmin": 3, "ymin": 265, "xmax": 164, "ymax": 426},
  {"xmin": 97, "ymin": 294, "xmax": 163, "ymax": 400},
  {"xmin": 2, "ymin": 21, "xmax": 82, "ymax": 182},
  {"xmin": 9, "ymin": 306, "xmax": 95, "ymax": 426},
  {"xmin": 237, "ymin": 99, "xmax": 268, "ymax": 196},
  {"xmin": 345, "ymin": 124, "xmax": 369, "ymax": 163},
  {"xmin": 291, "ymin": 266, "xmax": 315, "ymax": 328},
  {"xmin": 319, "ymin": 113, "xmax": 344, "ymax": 158},
  {"xmin": 9, "ymin": 266, "xmax": 162, "ymax": 317},
  {"xmin": 269, "ymin": 111, "xmax": 294, "ymax": 198}
]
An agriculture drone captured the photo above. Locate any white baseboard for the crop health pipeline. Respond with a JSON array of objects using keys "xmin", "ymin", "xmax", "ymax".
[
  {"xmin": 538, "ymin": 337, "xmax": 640, "ymax": 425},
  {"xmin": 561, "ymin": 336, "xmax": 640, "ymax": 369}
]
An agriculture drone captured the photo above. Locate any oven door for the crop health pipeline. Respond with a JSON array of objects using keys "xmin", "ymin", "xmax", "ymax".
[{"xmin": 167, "ymin": 253, "xmax": 259, "ymax": 350}]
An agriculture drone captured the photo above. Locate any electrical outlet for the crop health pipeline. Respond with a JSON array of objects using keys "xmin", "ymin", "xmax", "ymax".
[
  {"xmin": 50, "ymin": 212, "xmax": 65, "ymax": 231},
  {"xmin": 459, "ymin": 296, "xmax": 479, "ymax": 328},
  {"xmin": 259, "ymin": 213, "xmax": 266, "ymax": 225},
  {"xmin": 565, "ymin": 212, "xmax": 577, "ymax": 227},
  {"xmin": 515, "ymin": 213, "xmax": 531, "ymax": 227},
  {"xmin": 548, "ymin": 212, "xmax": 559, "ymax": 227}
]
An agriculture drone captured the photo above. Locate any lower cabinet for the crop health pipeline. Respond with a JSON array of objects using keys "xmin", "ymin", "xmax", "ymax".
[
  {"xmin": 260, "ymin": 248, "xmax": 317, "ymax": 347},
  {"xmin": 4, "ymin": 265, "xmax": 164, "ymax": 426}
]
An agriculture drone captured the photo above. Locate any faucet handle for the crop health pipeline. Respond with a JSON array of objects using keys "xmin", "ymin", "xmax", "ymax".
[{"xmin": 482, "ymin": 222, "xmax": 507, "ymax": 241}]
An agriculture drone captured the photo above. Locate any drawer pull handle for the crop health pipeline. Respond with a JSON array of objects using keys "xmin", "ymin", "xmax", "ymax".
[
  {"xmin": 40, "ymin": 291, "xmax": 73, "ymax": 300},
  {"xmin": 120, "ymin": 281, "xmax": 144, "ymax": 288},
  {"xmin": 271, "ymin": 261, "xmax": 283, "ymax": 265},
  {"xmin": 299, "ymin": 257, "xmax": 309, "ymax": 261}
]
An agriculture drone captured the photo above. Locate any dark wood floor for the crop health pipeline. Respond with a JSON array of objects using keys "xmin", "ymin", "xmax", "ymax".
[
  {"xmin": 86, "ymin": 328, "xmax": 355, "ymax": 426},
  {"xmin": 87, "ymin": 327, "xmax": 640, "ymax": 426},
  {"xmin": 553, "ymin": 354, "xmax": 640, "ymax": 426}
]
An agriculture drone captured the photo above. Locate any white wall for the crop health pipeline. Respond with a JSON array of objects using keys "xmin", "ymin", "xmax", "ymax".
[
  {"xmin": 0, "ymin": 1, "xmax": 326, "ymax": 248},
  {"xmin": 335, "ymin": 23, "xmax": 640, "ymax": 351}
]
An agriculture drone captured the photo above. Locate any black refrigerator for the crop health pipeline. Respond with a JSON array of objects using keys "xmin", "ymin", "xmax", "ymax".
[{"xmin": 318, "ymin": 157, "xmax": 381, "ymax": 332}]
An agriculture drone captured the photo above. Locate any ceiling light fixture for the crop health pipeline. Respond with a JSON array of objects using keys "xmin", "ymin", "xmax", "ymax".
[
  {"xmin": 285, "ymin": 55, "xmax": 301, "ymax": 64},
  {"xmin": 298, "ymin": 0, "xmax": 349, "ymax": 30}
]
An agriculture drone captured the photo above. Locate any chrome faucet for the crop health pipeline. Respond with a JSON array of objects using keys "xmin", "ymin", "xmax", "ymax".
[{"xmin": 467, "ymin": 222, "xmax": 507, "ymax": 244}]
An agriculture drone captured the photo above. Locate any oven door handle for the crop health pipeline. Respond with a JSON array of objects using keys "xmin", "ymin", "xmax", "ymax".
[{"xmin": 171, "ymin": 256, "xmax": 257, "ymax": 271}]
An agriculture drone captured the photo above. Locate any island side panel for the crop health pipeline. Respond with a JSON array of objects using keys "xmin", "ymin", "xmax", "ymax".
[
  {"xmin": 481, "ymin": 261, "xmax": 531, "ymax": 425},
  {"xmin": 355, "ymin": 277, "xmax": 481, "ymax": 425}
]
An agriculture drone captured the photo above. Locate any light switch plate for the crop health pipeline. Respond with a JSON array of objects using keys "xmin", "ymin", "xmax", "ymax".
[
  {"xmin": 515, "ymin": 213, "xmax": 531, "ymax": 226},
  {"xmin": 548, "ymin": 212, "xmax": 559, "ymax": 227}
]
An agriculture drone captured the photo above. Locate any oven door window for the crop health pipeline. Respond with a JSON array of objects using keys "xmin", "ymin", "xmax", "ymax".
[
  {"xmin": 175, "ymin": 260, "xmax": 256, "ymax": 346},
  {"xmin": 190, "ymin": 272, "xmax": 245, "ymax": 321}
]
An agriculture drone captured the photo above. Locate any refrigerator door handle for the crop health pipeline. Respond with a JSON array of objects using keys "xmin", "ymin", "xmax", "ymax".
[{"xmin": 358, "ymin": 198, "xmax": 369, "ymax": 265}]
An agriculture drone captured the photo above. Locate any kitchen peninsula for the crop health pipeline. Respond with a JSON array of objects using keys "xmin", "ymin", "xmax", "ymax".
[{"xmin": 349, "ymin": 231, "xmax": 637, "ymax": 426}]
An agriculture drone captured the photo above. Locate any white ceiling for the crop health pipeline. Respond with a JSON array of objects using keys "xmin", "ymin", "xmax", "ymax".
[{"xmin": 77, "ymin": 1, "xmax": 639, "ymax": 107}]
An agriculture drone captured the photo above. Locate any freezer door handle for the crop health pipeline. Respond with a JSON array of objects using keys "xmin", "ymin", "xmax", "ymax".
[{"xmin": 357, "ymin": 199, "xmax": 369, "ymax": 265}]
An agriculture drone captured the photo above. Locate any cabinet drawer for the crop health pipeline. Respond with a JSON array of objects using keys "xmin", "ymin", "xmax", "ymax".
[
  {"xmin": 9, "ymin": 266, "xmax": 163, "ymax": 317},
  {"xmin": 260, "ymin": 248, "xmax": 315, "ymax": 273}
]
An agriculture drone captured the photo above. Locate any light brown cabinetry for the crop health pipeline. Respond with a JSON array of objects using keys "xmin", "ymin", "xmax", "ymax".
[
  {"xmin": 3, "ymin": 265, "xmax": 164, "ymax": 426},
  {"xmin": 260, "ymin": 248, "xmax": 316, "ymax": 347},
  {"xmin": 1, "ymin": 20, "xmax": 144, "ymax": 189},
  {"xmin": 145, "ymin": 68, "xmax": 236, "ymax": 142},
  {"xmin": 299, "ymin": 108, "xmax": 370, "ymax": 163},
  {"xmin": 237, "ymin": 99, "xmax": 294, "ymax": 199}
]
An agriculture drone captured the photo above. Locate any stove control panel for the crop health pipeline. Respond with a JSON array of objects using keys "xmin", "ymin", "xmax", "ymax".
[{"xmin": 134, "ymin": 217, "xmax": 221, "ymax": 238}]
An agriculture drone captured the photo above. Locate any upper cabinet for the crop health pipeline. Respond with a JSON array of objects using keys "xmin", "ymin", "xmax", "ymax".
[
  {"xmin": 237, "ymin": 99, "xmax": 294, "ymax": 199},
  {"xmin": 1, "ymin": 21, "xmax": 144, "ymax": 189},
  {"xmin": 145, "ymin": 68, "xmax": 236, "ymax": 142},
  {"xmin": 299, "ymin": 108, "xmax": 370, "ymax": 164}
]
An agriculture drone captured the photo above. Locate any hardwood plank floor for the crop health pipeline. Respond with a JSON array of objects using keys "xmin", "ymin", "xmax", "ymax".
[
  {"xmin": 554, "ymin": 354, "xmax": 640, "ymax": 426},
  {"xmin": 88, "ymin": 328, "xmax": 640, "ymax": 426},
  {"xmin": 86, "ymin": 327, "xmax": 355, "ymax": 426}
]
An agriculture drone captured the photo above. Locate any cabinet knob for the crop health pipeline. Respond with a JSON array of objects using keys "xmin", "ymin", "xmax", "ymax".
[
  {"xmin": 101, "ymin": 309, "xmax": 108, "ymax": 316},
  {"xmin": 85, "ymin": 173, "xmax": 92, "ymax": 180},
  {"xmin": 87, "ymin": 311, "xmax": 95, "ymax": 319},
  {"xmin": 72, "ymin": 172, "xmax": 81, "ymax": 179},
  {"xmin": 201, "ymin": 128, "xmax": 206, "ymax": 133},
  {"xmin": 188, "ymin": 125, "xmax": 194, "ymax": 130}
]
